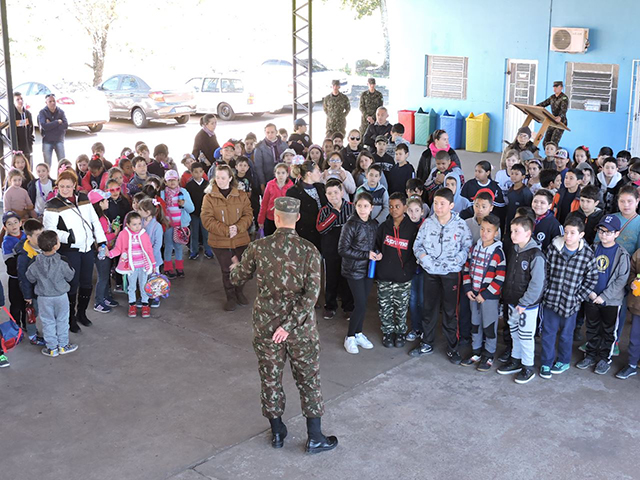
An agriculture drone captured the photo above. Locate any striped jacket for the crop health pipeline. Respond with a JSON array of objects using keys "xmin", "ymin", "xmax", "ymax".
[
  {"xmin": 542, "ymin": 236, "xmax": 598, "ymax": 317},
  {"xmin": 462, "ymin": 239, "xmax": 506, "ymax": 300}
]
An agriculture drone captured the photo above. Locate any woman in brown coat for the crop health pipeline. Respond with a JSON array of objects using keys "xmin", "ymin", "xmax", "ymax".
[{"xmin": 201, "ymin": 164, "xmax": 254, "ymax": 311}]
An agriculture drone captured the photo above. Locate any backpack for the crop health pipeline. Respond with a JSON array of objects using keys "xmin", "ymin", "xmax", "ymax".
[{"xmin": 0, "ymin": 306, "xmax": 24, "ymax": 351}]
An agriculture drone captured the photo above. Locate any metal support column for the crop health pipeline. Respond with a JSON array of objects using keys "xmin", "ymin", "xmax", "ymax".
[
  {"xmin": 292, "ymin": 0, "xmax": 312, "ymax": 138},
  {"xmin": 0, "ymin": 0, "xmax": 17, "ymax": 184}
]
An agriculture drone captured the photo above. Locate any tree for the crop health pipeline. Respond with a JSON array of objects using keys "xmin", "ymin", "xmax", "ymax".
[
  {"xmin": 67, "ymin": 0, "xmax": 119, "ymax": 86},
  {"xmin": 341, "ymin": 0, "xmax": 390, "ymax": 74}
]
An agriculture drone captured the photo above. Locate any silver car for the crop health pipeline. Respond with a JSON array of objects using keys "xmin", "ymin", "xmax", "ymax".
[{"xmin": 98, "ymin": 74, "xmax": 196, "ymax": 128}]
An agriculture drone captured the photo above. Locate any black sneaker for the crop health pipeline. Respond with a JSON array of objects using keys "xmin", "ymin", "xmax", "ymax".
[
  {"xmin": 594, "ymin": 359, "xmax": 611, "ymax": 375},
  {"xmin": 176, "ymin": 269, "xmax": 185, "ymax": 278},
  {"xmin": 382, "ymin": 333, "xmax": 395, "ymax": 348},
  {"xmin": 447, "ymin": 350, "xmax": 462, "ymax": 365},
  {"xmin": 576, "ymin": 356, "xmax": 596, "ymax": 370},
  {"xmin": 497, "ymin": 359, "xmax": 522, "ymax": 375},
  {"xmin": 498, "ymin": 349, "xmax": 511, "ymax": 363},
  {"xmin": 323, "ymin": 309, "xmax": 336, "ymax": 320},
  {"xmin": 514, "ymin": 366, "xmax": 536, "ymax": 384},
  {"xmin": 394, "ymin": 333, "xmax": 406, "ymax": 348},
  {"xmin": 461, "ymin": 354, "xmax": 481, "ymax": 367},
  {"xmin": 409, "ymin": 342, "xmax": 433, "ymax": 357},
  {"xmin": 476, "ymin": 356, "xmax": 493, "ymax": 372},
  {"xmin": 616, "ymin": 365, "xmax": 637, "ymax": 380}
]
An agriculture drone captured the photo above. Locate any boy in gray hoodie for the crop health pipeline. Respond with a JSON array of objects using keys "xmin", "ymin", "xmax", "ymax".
[
  {"xmin": 410, "ymin": 188, "xmax": 472, "ymax": 363},
  {"xmin": 26, "ymin": 230, "xmax": 77, "ymax": 357}
]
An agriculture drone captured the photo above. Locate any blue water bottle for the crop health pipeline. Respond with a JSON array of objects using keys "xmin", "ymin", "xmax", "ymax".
[{"xmin": 368, "ymin": 259, "xmax": 377, "ymax": 279}]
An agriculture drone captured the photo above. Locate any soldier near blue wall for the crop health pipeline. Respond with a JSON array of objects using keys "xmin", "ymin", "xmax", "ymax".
[
  {"xmin": 359, "ymin": 77, "xmax": 384, "ymax": 136},
  {"xmin": 537, "ymin": 80, "xmax": 569, "ymax": 145},
  {"xmin": 323, "ymin": 79, "xmax": 351, "ymax": 138},
  {"xmin": 229, "ymin": 196, "xmax": 338, "ymax": 454}
]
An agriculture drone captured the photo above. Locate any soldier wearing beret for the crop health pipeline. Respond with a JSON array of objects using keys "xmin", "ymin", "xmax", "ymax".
[
  {"xmin": 537, "ymin": 80, "xmax": 569, "ymax": 145},
  {"xmin": 229, "ymin": 196, "xmax": 338, "ymax": 454},
  {"xmin": 323, "ymin": 80, "xmax": 351, "ymax": 139},
  {"xmin": 359, "ymin": 77, "xmax": 384, "ymax": 136}
]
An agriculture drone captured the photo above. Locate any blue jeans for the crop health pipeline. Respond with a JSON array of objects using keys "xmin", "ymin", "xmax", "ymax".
[
  {"xmin": 94, "ymin": 257, "xmax": 112, "ymax": 305},
  {"xmin": 38, "ymin": 294, "xmax": 70, "ymax": 350},
  {"xmin": 189, "ymin": 215, "xmax": 212, "ymax": 257},
  {"xmin": 42, "ymin": 141, "xmax": 65, "ymax": 167},
  {"xmin": 627, "ymin": 314, "xmax": 640, "ymax": 366},
  {"xmin": 616, "ymin": 293, "xmax": 628, "ymax": 343},
  {"xmin": 409, "ymin": 269, "xmax": 423, "ymax": 332},
  {"xmin": 127, "ymin": 268, "xmax": 149, "ymax": 304},
  {"xmin": 541, "ymin": 307, "xmax": 577, "ymax": 367},
  {"xmin": 163, "ymin": 227, "xmax": 184, "ymax": 262}
]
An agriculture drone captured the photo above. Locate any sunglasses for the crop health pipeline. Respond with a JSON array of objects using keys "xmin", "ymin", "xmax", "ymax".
[
  {"xmin": 329, "ymin": 159, "xmax": 341, "ymax": 163},
  {"xmin": 350, "ymin": 136, "xmax": 360, "ymax": 141},
  {"xmin": 109, "ymin": 187, "xmax": 121, "ymax": 193}
]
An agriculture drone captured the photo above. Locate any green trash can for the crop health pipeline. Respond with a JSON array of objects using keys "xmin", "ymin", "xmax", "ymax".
[
  {"xmin": 414, "ymin": 108, "xmax": 437, "ymax": 146},
  {"xmin": 465, "ymin": 112, "xmax": 490, "ymax": 153}
]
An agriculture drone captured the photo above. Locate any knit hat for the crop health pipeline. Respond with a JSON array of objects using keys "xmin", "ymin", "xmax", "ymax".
[
  {"xmin": 517, "ymin": 126, "xmax": 532, "ymax": 137},
  {"xmin": 164, "ymin": 169, "xmax": 179, "ymax": 181},
  {"xmin": 88, "ymin": 189, "xmax": 110, "ymax": 204},
  {"xmin": 2, "ymin": 211, "xmax": 20, "ymax": 225},
  {"xmin": 280, "ymin": 148, "xmax": 296, "ymax": 159}
]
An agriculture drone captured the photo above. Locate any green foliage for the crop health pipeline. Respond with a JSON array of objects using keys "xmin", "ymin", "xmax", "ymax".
[{"xmin": 341, "ymin": 0, "xmax": 381, "ymax": 19}]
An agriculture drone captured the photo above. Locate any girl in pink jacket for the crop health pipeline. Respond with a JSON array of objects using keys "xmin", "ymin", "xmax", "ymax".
[
  {"xmin": 257, "ymin": 162, "xmax": 294, "ymax": 236},
  {"xmin": 108, "ymin": 211, "xmax": 156, "ymax": 319}
]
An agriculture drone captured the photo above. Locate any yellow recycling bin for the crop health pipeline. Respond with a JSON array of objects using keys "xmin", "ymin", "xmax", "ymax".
[{"xmin": 465, "ymin": 112, "xmax": 490, "ymax": 153}]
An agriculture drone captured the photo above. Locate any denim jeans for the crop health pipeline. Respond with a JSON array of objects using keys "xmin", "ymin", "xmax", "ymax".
[
  {"xmin": 164, "ymin": 227, "xmax": 184, "ymax": 262},
  {"xmin": 42, "ymin": 141, "xmax": 65, "ymax": 167},
  {"xmin": 189, "ymin": 215, "xmax": 212, "ymax": 257},
  {"xmin": 94, "ymin": 257, "xmax": 112, "ymax": 305},
  {"xmin": 127, "ymin": 268, "xmax": 149, "ymax": 304},
  {"xmin": 541, "ymin": 307, "xmax": 577, "ymax": 367},
  {"xmin": 38, "ymin": 294, "xmax": 70, "ymax": 350}
]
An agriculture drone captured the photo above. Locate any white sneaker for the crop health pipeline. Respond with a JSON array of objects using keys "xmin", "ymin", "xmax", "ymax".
[
  {"xmin": 355, "ymin": 333, "xmax": 374, "ymax": 349},
  {"xmin": 344, "ymin": 336, "xmax": 359, "ymax": 354}
]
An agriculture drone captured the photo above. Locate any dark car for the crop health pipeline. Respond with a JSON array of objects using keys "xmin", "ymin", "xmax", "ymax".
[{"xmin": 98, "ymin": 74, "xmax": 196, "ymax": 128}]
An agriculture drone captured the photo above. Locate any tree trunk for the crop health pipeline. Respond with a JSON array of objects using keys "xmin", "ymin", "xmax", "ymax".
[
  {"xmin": 91, "ymin": 30, "xmax": 109, "ymax": 86},
  {"xmin": 379, "ymin": 0, "xmax": 390, "ymax": 75}
]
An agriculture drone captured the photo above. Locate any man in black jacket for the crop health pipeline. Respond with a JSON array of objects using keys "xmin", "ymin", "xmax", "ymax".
[
  {"xmin": 13, "ymin": 92, "xmax": 35, "ymax": 158},
  {"xmin": 38, "ymin": 94, "xmax": 68, "ymax": 167}
]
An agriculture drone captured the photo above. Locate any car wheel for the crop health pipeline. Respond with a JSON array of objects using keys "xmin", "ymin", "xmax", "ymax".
[
  {"xmin": 132, "ymin": 108, "xmax": 149, "ymax": 128},
  {"xmin": 88, "ymin": 123, "xmax": 103, "ymax": 133},
  {"xmin": 251, "ymin": 112, "xmax": 265, "ymax": 117},
  {"xmin": 175, "ymin": 115, "xmax": 190, "ymax": 125},
  {"xmin": 217, "ymin": 103, "xmax": 235, "ymax": 121}
]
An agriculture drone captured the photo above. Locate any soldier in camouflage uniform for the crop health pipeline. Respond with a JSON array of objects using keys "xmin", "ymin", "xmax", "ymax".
[
  {"xmin": 229, "ymin": 196, "xmax": 338, "ymax": 454},
  {"xmin": 537, "ymin": 80, "xmax": 569, "ymax": 145},
  {"xmin": 359, "ymin": 77, "xmax": 384, "ymax": 136},
  {"xmin": 323, "ymin": 79, "xmax": 351, "ymax": 138}
]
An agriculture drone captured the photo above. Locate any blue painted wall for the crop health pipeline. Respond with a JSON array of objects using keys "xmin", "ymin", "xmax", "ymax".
[{"xmin": 387, "ymin": 0, "xmax": 638, "ymax": 153}]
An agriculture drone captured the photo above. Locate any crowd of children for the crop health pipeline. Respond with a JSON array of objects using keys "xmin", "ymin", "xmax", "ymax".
[{"xmin": 2, "ymin": 121, "xmax": 640, "ymax": 388}]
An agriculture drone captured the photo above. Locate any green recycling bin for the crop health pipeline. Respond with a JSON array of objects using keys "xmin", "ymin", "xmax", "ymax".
[
  {"xmin": 465, "ymin": 112, "xmax": 490, "ymax": 153},
  {"xmin": 414, "ymin": 108, "xmax": 437, "ymax": 145}
]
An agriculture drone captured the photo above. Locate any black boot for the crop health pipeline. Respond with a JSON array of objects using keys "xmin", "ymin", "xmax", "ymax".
[
  {"xmin": 224, "ymin": 288, "xmax": 237, "ymax": 311},
  {"xmin": 235, "ymin": 286, "xmax": 249, "ymax": 306},
  {"xmin": 269, "ymin": 417, "xmax": 287, "ymax": 449},
  {"xmin": 76, "ymin": 288, "xmax": 93, "ymax": 327},
  {"xmin": 68, "ymin": 293, "xmax": 81, "ymax": 333},
  {"xmin": 305, "ymin": 417, "xmax": 338, "ymax": 454}
]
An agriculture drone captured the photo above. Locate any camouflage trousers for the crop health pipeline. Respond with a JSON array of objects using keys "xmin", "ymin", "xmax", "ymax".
[
  {"xmin": 360, "ymin": 117, "xmax": 371, "ymax": 136},
  {"xmin": 377, "ymin": 280, "xmax": 412, "ymax": 334},
  {"xmin": 543, "ymin": 126, "xmax": 565, "ymax": 146},
  {"xmin": 326, "ymin": 118, "xmax": 347, "ymax": 138},
  {"xmin": 253, "ymin": 336, "xmax": 324, "ymax": 419}
]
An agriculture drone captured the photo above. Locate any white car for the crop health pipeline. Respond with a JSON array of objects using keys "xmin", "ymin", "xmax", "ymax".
[
  {"xmin": 15, "ymin": 80, "xmax": 110, "ymax": 132},
  {"xmin": 260, "ymin": 59, "xmax": 351, "ymax": 105},
  {"xmin": 185, "ymin": 73, "xmax": 283, "ymax": 121}
]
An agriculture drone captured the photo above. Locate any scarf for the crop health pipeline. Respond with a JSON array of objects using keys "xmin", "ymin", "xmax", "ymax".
[
  {"xmin": 429, "ymin": 142, "xmax": 448, "ymax": 158},
  {"xmin": 264, "ymin": 138, "xmax": 283, "ymax": 164},
  {"xmin": 202, "ymin": 125, "xmax": 215, "ymax": 138},
  {"xmin": 164, "ymin": 186, "xmax": 182, "ymax": 228}
]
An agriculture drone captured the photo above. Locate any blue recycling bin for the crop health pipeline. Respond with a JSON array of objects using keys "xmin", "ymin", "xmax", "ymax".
[{"xmin": 440, "ymin": 110, "xmax": 464, "ymax": 150}]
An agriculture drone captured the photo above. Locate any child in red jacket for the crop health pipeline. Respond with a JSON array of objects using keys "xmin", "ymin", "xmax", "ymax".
[{"xmin": 258, "ymin": 163, "xmax": 294, "ymax": 236}]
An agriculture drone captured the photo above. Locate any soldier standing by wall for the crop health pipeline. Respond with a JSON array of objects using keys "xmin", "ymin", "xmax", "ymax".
[
  {"xmin": 229, "ymin": 196, "xmax": 338, "ymax": 454},
  {"xmin": 323, "ymin": 80, "xmax": 351, "ymax": 139},
  {"xmin": 359, "ymin": 78, "xmax": 384, "ymax": 136},
  {"xmin": 537, "ymin": 80, "xmax": 569, "ymax": 145}
]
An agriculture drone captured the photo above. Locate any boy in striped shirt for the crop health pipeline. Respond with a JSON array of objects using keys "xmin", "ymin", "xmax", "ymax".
[{"xmin": 461, "ymin": 214, "xmax": 506, "ymax": 371}]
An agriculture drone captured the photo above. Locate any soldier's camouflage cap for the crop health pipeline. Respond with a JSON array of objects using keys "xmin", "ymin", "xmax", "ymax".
[
  {"xmin": 331, "ymin": 79, "xmax": 340, "ymax": 86},
  {"xmin": 274, "ymin": 196, "xmax": 300, "ymax": 214}
]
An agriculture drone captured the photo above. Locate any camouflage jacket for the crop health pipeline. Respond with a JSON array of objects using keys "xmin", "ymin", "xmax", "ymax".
[
  {"xmin": 323, "ymin": 92, "xmax": 351, "ymax": 119},
  {"xmin": 359, "ymin": 89, "xmax": 383, "ymax": 118},
  {"xmin": 229, "ymin": 228, "xmax": 321, "ymax": 340},
  {"xmin": 537, "ymin": 93, "xmax": 569, "ymax": 125}
]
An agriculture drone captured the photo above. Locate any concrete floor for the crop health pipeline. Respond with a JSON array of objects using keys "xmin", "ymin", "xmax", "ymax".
[{"xmin": 10, "ymin": 149, "xmax": 637, "ymax": 480}]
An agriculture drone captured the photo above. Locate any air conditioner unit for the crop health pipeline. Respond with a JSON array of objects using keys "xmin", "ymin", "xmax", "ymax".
[{"xmin": 550, "ymin": 27, "xmax": 589, "ymax": 53}]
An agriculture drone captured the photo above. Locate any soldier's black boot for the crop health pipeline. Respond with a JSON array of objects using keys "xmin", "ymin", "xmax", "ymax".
[
  {"xmin": 224, "ymin": 289, "xmax": 237, "ymax": 311},
  {"xmin": 76, "ymin": 288, "xmax": 93, "ymax": 327},
  {"xmin": 269, "ymin": 417, "xmax": 287, "ymax": 449},
  {"xmin": 68, "ymin": 293, "xmax": 81, "ymax": 333},
  {"xmin": 235, "ymin": 286, "xmax": 249, "ymax": 306},
  {"xmin": 305, "ymin": 417, "xmax": 338, "ymax": 454}
]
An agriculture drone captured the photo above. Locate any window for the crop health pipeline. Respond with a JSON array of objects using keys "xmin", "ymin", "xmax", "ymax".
[
  {"xmin": 203, "ymin": 78, "xmax": 219, "ymax": 93},
  {"xmin": 186, "ymin": 78, "xmax": 202, "ymax": 92},
  {"xmin": 221, "ymin": 78, "xmax": 243, "ymax": 93},
  {"xmin": 101, "ymin": 76, "xmax": 119, "ymax": 91},
  {"xmin": 424, "ymin": 55, "xmax": 468, "ymax": 100},
  {"xmin": 121, "ymin": 76, "xmax": 139, "ymax": 91},
  {"xmin": 33, "ymin": 83, "xmax": 51, "ymax": 96},
  {"xmin": 566, "ymin": 62, "xmax": 619, "ymax": 112}
]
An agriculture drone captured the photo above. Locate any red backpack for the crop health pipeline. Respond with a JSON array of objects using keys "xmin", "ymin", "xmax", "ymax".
[{"xmin": 0, "ymin": 306, "xmax": 24, "ymax": 351}]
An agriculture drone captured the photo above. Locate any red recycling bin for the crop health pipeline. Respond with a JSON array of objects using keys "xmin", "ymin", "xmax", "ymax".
[{"xmin": 397, "ymin": 110, "xmax": 416, "ymax": 143}]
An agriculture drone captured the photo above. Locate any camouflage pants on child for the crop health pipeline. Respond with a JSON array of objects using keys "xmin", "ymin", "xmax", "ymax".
[{"xmin": 377, "ymin": 280, "xmax": 411, "ymax": 335}]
